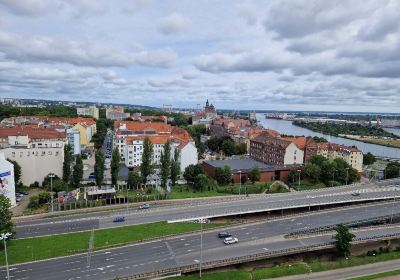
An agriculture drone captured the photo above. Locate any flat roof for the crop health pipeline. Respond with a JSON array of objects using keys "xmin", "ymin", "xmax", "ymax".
[{"xmin": 203, "ymin": 158, "xmax": 302, "ymax": 172}]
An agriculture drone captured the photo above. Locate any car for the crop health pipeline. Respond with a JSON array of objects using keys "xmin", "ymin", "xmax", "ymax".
[
  {"xmin": 223, "ymin": 237, "xmax": 238, "ymax": 245},
  {"xmin": 113, "ymin": 216, "xmax": 125, "ymax": 223},
  {"xmin": 21, "ymin": 191, "xmax": 29, "ymax": 195},
  {"xmin": 218, "ymin": 232, "xmax": 232, "ymax": 238},
  {"xmin": 139, "ymin": 203, "xmax": 150, "ymax": 209},
  {"xmin": 16, "ymin": 198, "xmax": 21, "ymax": 202},
  {"xmin": 351, "ymin": 192, "xmax": 360, "ymax": 196},
  {"xmin": 88, "ymin": 173, "xmax": 95, "ymax": 180}
]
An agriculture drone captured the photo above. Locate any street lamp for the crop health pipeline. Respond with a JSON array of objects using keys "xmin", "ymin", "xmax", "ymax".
[
  {"xmin": 199, "ymin": 218, "xmax": 204, "ymax": 278},
  {"xmin": 0, "ymin": 232, "xmax": 12, "ymax": 280},
  {"xmin": 390, "ymin": 191, "xmax": 397, "ymax": 224},
  {"xmin": 238, "ymin": 170, "xmax": 243, "ymax": 196},
  {"xmin": 345, "ymin": 168, "xmax": 350, "ymax": 185},
  {"xmin": 49, "ymin": 173, "xmax": 56, "ymax": 213},
  {"xmin": 331, "ymin": 169, "xmax": 336, "ymax": 187}
]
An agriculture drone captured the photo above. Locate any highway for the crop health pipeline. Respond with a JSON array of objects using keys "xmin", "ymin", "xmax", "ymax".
[
  {"xmin": 3, "ymin": 201, "xmax": 400, "ymax": 280},
  {"xmin": 15, "ymin": 181, "xmax": 400, "ymax": 238}
]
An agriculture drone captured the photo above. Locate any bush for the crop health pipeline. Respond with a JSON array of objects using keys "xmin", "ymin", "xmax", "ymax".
[{"xmin": 28, "ymin": 192, "xmax": 51, "ymax": 209}]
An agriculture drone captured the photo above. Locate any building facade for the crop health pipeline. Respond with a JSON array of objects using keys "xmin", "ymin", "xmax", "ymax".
[
  {"xmin": 0, "ymin": 152, "xmax": 16, "ymax": 207},
  {"xmin": 0, "ymin": 127, "xmax": 66, "ymax": 185},
  {"xmin": 77, "ymin": 106, "xmax": 99, "ymax": 119}
]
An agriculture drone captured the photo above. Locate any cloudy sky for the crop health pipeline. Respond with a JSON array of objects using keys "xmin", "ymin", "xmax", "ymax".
[{"xmin": 0, "ymin": 0, "xmax": 400, "ymax": 112}]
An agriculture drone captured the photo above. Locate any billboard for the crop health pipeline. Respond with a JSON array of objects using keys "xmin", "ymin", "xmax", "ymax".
[{"xmin": 0, "ymin": 170, "xmax": 16, "ymax": 207}]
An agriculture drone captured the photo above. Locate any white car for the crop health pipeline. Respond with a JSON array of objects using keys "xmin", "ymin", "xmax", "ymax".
[{"xmin": 223, "ymin": 237, "xmax": 238, "ymax": 245}]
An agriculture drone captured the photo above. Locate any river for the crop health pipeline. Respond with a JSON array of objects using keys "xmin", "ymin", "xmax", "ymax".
[{"xmin": 257, "ymin": 114, "xmax": 400, "ymax": 158}]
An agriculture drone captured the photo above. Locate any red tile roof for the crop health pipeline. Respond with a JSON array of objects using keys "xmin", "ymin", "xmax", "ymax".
[{"xmin": 0, "ymin": 126, "xmax": 66, "ymax": 139}]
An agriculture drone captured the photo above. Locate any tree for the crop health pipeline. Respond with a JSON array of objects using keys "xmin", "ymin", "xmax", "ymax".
[
  {"xmin": 221, "ymin": 138, "xmax": 236, "ymax": 156},
  {"xmin": 140, "ymin": 137, "xmax": 154, "ymax": 184},
  {"xmin": 235, "ymin": 143, "xmax": 247, "ymax": 155},
  {"xmin": 111, "ymin": 148, "xmax": 120, "ymax": 186},
  {"xmin": 304, "ymin": 163, "xmax": 321, "ymax": 182},
  {"xmin": 385, "ymin": 162, "xmax": 400, "ymax": 179},
  {"xmin": 183, "ymin": 164, "xmax": 204, "ymax": 184},
  {"xmin": 71, "ymin": 155, "xmax": 83, "ymax": 188},
  {"xmin": 42, "ymin": 174, "xmax": 60, "ymax": 188},
  {"xmin": 94, "ymin": 149, "xmax": 105, "ymax": 186},
  {"xmin": 0, "ymin": 195, "xmax": 14, "ymax": 237},
  {"xmin": 288, "ymin": 170, "xmax": 300, "ymax": 187},
  {"xmin": 206, "ymin": 137, "xmax": 220, "ymax": 152},
  {"xmin": 62, "ymin": 144, "xmax": 72, "ymax": 182},
  {"xmin": 170, "ymin": 149, "xmax": 180, "ymax": 186},
  {"xmin": 7, "ymin": 159, "xmax": 21, "ymax": 185},
  {"xmin": 334, "ymin": 224, "xmax": 355, "ymax": 257},
  {"xmin": 127, "ymin": 171, "xmax": 142, "ymax": 189},
  {"xmin": 309, "ymin": 155, "xmax": 327, "ymax": 166},
  {"xmin": 248, "ymin": 166, "xmax": 261, "ymax": 184},
  {"xmin": 194, "ymin": 174, "xmax": 209, "ymax": 192},
  {"xmin": 363, "ymin": 152, "xmax": 376, "ymax": 166},
  {"xmin": 160, "ymin": 141, "xmax": 171, "ymax": 189},
  {"xmin": 215, "ymin": 165, "xmax": 232, "ymax": 185}
]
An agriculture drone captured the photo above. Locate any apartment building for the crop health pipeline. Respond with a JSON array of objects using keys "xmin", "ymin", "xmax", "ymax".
[
  {"xmin": 0, "ymin": 126, "xmax": 66, "ymax": 185},
  {"xmin": 315, "ymin": 143, "xmax": 363, "ymax": 172},
  {"xmin": 77, "ymin": 106, "xmax": 99, "ymax": 119},
  {"xmin": 114, "ymin": 121, "xmax": 198, "ymax": 172},
  {"xmin": 250, "ymin": 132, "xmax": 304, "ymax": 165}
]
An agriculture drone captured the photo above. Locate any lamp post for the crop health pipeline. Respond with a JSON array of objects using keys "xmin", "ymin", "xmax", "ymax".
[
  {"xmin": 331, "ymin": 169, "xmax": 336, "ymax": 187},
  {"xmin": 297, "ymin": 170, "xmax": 301, "ymax": 191},
  {"xmin": 345, "ymin": 167, "xmax": 350, "ymax": 185},
  {"xmin": 0, "ymin": 232, "xmax": 12, "ymax": 280},
  {"xmin": 199, "ymin": 218, "xmax": 203, "ymax": 278},
  {"xmin": 49, "ymin": 173, "xmax": 56, "ymax": 213},
  {"xmin": 390, "ymin": 191, "xmax": 397, "ymax": 224}
]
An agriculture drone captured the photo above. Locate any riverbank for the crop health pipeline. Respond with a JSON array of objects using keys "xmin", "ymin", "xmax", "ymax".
[{"xmin": 340, "ymin": 134, "xmax": 400, "ymax": 149}]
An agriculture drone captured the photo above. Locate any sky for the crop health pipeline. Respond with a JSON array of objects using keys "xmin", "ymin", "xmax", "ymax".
[{"xmin": 0, "ymin": 0, "xmax": 400, "ymax": 113}]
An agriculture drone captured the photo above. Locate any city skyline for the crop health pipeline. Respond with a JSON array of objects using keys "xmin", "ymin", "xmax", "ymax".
[{"xmin": 0, "ymin": 0, "xmax": 400, "ymax": 112}]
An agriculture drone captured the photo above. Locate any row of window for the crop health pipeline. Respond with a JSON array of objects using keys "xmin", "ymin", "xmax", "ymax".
[{"xmin": 11, "ymin": 150, "xmax": 60, "ymax": 157}]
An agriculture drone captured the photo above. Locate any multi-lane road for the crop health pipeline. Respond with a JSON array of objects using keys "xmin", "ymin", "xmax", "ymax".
[
  {"xmin": 16, "ymin": 180, "xmax": 400, "ymax": 238},
  {"xmin": 3, "ymin": 201, "xmax": 400, "ymax": 280}
]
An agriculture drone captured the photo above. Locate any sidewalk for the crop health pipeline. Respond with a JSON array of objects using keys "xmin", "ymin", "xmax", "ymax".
[{"xmin": 12, "ymin": 188, "xmax": 41, "ymax": 216}]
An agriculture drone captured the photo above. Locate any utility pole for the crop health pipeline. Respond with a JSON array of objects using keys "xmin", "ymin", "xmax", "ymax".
[
  {"xmin": 0, "ymin": 232, "xmax": 11, "ymax": 280},
  {"xmin": 49, "ymin": 173, "xmax": 56, "ymax": 212}
]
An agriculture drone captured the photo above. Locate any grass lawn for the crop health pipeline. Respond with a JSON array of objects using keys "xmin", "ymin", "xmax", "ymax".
[
  {"xmin": 0, "ymin": 222, "xmax": 221, "ymax": 266},
  {"xmin": 169, "ymin": 183, "xmax": 270, "ymax": 199},
  {"xmin": 297, "ymin": 180, "xmax": 327, "ymax": 191},
  {"xmin": 348, "ymin": 269, "xmax": 400, "ymax": 280}
]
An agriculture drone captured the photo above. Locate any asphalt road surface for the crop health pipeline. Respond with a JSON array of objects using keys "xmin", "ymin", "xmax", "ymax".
[
  {"xmin": 3, "ymin": 202, "xmax": 400, "ymax": 280},
  {"xmin": 16, "ymin": 181, "xmax": 400, "ymax": 238}
]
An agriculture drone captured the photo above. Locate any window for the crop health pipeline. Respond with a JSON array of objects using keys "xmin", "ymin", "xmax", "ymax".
[
  {"xmin": 12, "ymin": 152, "xmax": 15, "ymax": 157},
  {"xmin": 55, "ymin": 151, "xmax": 59, "ymax": 156},
  {"xmin": 48, "ymin": 151, "xmax": 52, "ymax": 155}
]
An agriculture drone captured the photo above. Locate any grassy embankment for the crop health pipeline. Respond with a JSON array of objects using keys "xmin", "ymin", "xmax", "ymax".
[{"xmin": 0, "ymin": 222, "xmax": 221, "ymax": 266}]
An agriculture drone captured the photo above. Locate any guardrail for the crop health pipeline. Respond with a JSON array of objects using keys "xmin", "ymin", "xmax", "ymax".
[
  {"xmin": 285, "ymin": 213, "xmax": 400, "ymax": 238},
  {"xmin": 120, "ymin": 231, "xmax": 400, "ymax": 280}
]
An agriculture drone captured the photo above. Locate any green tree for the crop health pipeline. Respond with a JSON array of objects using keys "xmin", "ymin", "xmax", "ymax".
[
  {"xmin": 304, "ymin": 163, "xmax": 321, "ymax": 182},
  {"xmin": 288, "ymin": 170, "xmax": 300, "ymax": 186},
  {"xmin": 221, "ymin": 138, "xmax": 236, "ymax": 156},
  {"xmin": 140, "ymin": 137, "xmax": 154, "ymax": 184},
  {"xmin": 0, "ymin": 194, "xmax": 14, "ymax": 236},
  {"xmin": 50, "ymin": 180, "xmax": 70, "ymax": 193},
  {"xmin": 7, "ymin": 159, "xmax": 21, "ymax": 185},
  {"xmin": 62, "ymin": 144, "xmax": 72, "ymax": 182},
  {"xmin": 363, "ymin": 152, "xmax": 376, "ymax": 166},
  {"xmin": 193, "ymin": 174, "xmax": 209, "ymax": 192},
  {"xmin": 215, "ymin": 165, "xmax": 232, "ymax": 185},
  {"xmin": 127, "ymin": 171, "xmax": 142, "ymax": 189},
  {"xmin": 170, "ymin": 149, "xmax": 180, "ymax": 186},
  {"xmin": 111, "ymin": 148, "xmax": 120, "ymax": 186},
  {"xmin": 71, "ymin": 155, "xmax": 83, "ymax": 188},
  {"xmin": 248, "ymin": 166, "xmax": 261, "ymax": 184},
  {"xmin": 94, "ymin": 149, "xmax": 105, "ymax": 186},
  {"xmin": 235, "ymin": 143, "xmax": 247, "ymax": 155},
  {"xmin": 321, "ymin": 160, "xmax": 338, "ymax": 184},
  {"xmin": 160, "ymin": 141, "xmax": 171, "ymax": 189},
  {"xmin": 309, "ymin": 155, "xmax": 327, "ymax": 166},
  {"xmin": 206, "ymin": 137, "xmax": 220, "ymax": 152},
  {"xmin": 183, "ymin": 164, "xmax": 204, "ymax": 184},
  {"xmin": 334, "ymin": 224, "xmax": 355, "ymax": 257},
  {"xmin": 385, "ymin": 162, "xmax": 400, "ymax": 179},
  {"xmin": 42, "ymin": 174, "xmax": 60, "ymax": 188}
]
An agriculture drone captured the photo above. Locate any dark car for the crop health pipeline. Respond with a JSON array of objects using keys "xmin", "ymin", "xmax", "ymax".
[
  {"xmin": 218, "ymin": 232, "xmax": 232, "ymax": 238},
  {"xmin": 351, "ymin": 192, "xmax": 360, "ymax": 196},
  {"xmin": 113, "ymin": 216, "xmax": 125, "ymax": 223}
]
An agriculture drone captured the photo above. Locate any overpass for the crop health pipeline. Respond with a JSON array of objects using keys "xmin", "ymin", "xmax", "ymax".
[
  {"xmin": 3, "ymin": 201, "xmax": 400, "ymax": 280},
  {"xmin": 15, "ymin": 180, "xmax": 400, "ymax": 238}
]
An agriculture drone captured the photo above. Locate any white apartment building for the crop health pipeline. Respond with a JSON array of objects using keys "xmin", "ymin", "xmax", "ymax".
[
  {"xmin": 0, "ymin": 127, "xmax": 66, "ymax": 185},
  {"xmin": 114, "ymin": 121, "xmax": 198, "ymax": 172},
  {"xmin": 77, "ymin": 106, "xmax": 99, "ymax": 119},
  {"xmin": 66, "ymin": 129, "xmax": 81, "ymax": 155},
  {"xmin": 124, "ymin": 136, "xmax": 198, "ymax": 172},
  {"xmin": 316, "ymin": 143, "xmax": 363, "ymax": 172},
  {"xmin": 0, "ymin": 152, "xmax": 16, "ymax": 207}
]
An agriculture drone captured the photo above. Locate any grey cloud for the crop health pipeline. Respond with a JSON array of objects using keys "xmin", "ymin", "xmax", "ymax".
[
  {"xmin": 157, "ymin": 13, "xmax": 190, "ymax": 35},
  {"xmin": 0, "ymin": 32, "xmax": 177, "ymax": 68},
  {"xmin": 0, "ymin": 0, "xmax": 63, "ymax": 16},
  {"xmin": 237, "ymin": 4, "xmax": 258, "ymax": 26}
]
